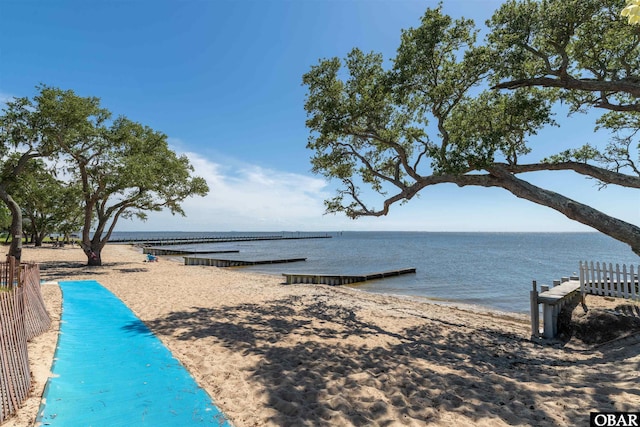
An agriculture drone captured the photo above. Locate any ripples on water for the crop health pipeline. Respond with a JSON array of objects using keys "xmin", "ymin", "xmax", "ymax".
[{"xmin": 112, "ymin": 231, "xmax": 639, "ymax": 313}]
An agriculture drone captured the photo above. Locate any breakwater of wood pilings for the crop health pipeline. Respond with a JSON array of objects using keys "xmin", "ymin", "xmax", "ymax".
[
  {"xmin": 184, "ymin": 257, "xmax": 307, "ymax": 267},
  {"xmin": 143, "ymin": 248, "xmax": 240, "ymax": 256},
  {"xmin": 283, "ymin": 268, "xmax": 417, "ymax": 286},
  {"xmin": 110, "ymin": 234, "xmax": 332, "ymax": 246}
]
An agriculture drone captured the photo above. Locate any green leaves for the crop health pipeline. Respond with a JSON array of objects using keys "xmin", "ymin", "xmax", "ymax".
[
  {"xmin": 489, "ymin": 0, "xmax": 639, "ymax": 112},
  {"xmin": 12, "ymin": 158, "xmax": 83, "ymax": 240},
  {"xmin": 444, "ymin": 89, "xmax": 554, "ymax": 172},
  {"xmin": 1, "ymin": 85, "xmax": 209, "ymax": 259},
  {"xmin": 302, "ymin": 5, "xmax": 554, "ymax": 191},
  {"xmin": 302, "ymin": 1, "xmax": 638, "ymax": 224},
  {"xmin": 393, "ymin": 6, "xmax": 489, "ymax": 118}
]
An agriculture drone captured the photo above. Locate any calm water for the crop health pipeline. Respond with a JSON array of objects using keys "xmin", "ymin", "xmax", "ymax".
[{"xmin": 111, "ymin": 231, "xmax": 640, "ymax": 314}]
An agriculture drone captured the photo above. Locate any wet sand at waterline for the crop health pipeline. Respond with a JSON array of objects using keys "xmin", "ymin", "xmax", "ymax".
[{"xmin": 7, "ymin": 244, "xmax": 640, "ymax": 426}]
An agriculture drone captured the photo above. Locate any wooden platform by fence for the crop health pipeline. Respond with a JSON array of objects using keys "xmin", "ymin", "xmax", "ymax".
[
  {"xmin": 530, "ymin": 277, "xmax": 581, "ymax": 339},
  {"xmin": 531, "ymin": 261, "xmax": 640, "ymax": 340},
  {"xmin": 184, "ymin": 256, "xmax": 307, "ymax": 267},
  {"xmin": 283, "ymin": 268, "xmax": 417, "ymax": 286}
]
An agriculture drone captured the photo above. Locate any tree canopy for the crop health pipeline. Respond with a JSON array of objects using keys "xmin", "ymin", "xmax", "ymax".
[
  {"xmin": 1, "ymin": 85, "xmax": 209, "ymax": 265},
  {"xmin": 303, "ymin": 0, "xmax": 640, "ymax": 255},
  {"xmin": 11, "ymin": 157, "xmax": 83, "ymax": 246},
  {"xmin": 0, "ymin": 93, "xmax": 55, "ymax": 259}
]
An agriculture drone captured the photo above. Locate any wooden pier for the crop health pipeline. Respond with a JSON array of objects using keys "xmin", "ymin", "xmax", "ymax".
[
  {"xmin": 184, "ymin": 256, "xmax": 307, "ymax": 267},
  {"xmin": 283, "ymin": 268, "xmax": 416, "ymax": 286},
  {"xmin": 111, "ymin": 234, "xmax": 332, "ymax": 246}
]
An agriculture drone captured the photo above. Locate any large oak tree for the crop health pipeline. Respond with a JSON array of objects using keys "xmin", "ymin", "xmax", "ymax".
[
  {"xmin": 35, "ymin": 86, "xmax": 209, "ymax": 265},
  {"xmin": 2, "ymin": 86, "xmax": 209, "ymax": 265},
  {"xmin": 303, "ymin": 0, "xmax": 640, "ymax": 255}
]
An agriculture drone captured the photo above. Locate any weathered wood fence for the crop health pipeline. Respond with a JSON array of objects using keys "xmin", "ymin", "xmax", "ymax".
[
  {"xmin": 579, "ymin": 261, "xmax": 639, "ymax": 300},
  {"xmin": 0, "ymin": 258, "xmax": 50, "ymax": 423}
]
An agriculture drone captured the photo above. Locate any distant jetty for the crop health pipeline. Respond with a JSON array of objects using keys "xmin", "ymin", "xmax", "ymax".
[
  {"xmin": 144, "ymin": 248, "xmax": 240, "ymax": 256},
  {"xmin": 184, "ymin": 256, "xmax": 307, "ymax": 267},
  {"xmin": 110, "ymin": 234, "xmax": 332, "ymax": 246}
]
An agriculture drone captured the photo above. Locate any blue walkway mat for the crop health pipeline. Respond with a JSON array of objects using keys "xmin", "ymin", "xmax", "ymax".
[{"xmin": 38, "ymin": 280, "xmax": 231, "ymax": 426}]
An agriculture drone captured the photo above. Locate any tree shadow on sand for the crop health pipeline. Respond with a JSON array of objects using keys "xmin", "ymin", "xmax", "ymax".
[
  {"xmin": 131, "ymin": 295, "xmax": 640, "ymax": 427},
  {"xmin": 38, "ymin": 261, "xmax": 149, "ymax": 281}
]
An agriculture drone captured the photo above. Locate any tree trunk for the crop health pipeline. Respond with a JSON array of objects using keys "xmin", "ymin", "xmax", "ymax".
[
  {"xmin": 80, "ymin": 236, "xmax": 104, "ymax": 266},
  {"xmin": 81, "ymin": 241, "xmax": 102, "ymax": 266},
  {"xmin": 34, "ymin": 232, "xmax": 44, "ymax": 247},
  {"xmin": 0, "ymin": 189, "xmax": 23, "ymax": 261},
  {"xmin": 488, "ymin": 166, "xmax": 640, "ymax": 256},
  {"xmin": 87, "ymin": 249, "xmax": 101, "ymax": 266},
  {"xmin": 354, "ymin": 169, "xmax": 640, "ymax": 256}
]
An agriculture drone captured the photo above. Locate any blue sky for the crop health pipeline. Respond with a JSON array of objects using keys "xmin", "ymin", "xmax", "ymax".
[{"xmin": 1, "ymin": 0, "xmax": 637, "ymax": 232}]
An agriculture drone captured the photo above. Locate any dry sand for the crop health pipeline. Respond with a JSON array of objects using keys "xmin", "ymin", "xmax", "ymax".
[{"xmin": 4, "ymin": 244, "xmax": 640, "ymax": 426}]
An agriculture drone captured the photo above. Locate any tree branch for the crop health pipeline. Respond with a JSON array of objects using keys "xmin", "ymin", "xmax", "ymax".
[
  {"xmin": 345, "ymin": 167, "xmax": 640, "ymax": 255},
  {"xmin": 487, "ymin": 165, "xmax": 640, "ymax": 255},
  {"xmin": 493, "ymin": 77, "xmax": 640, "ymax": 111},
  {"xmin": 501, "ymin": 162, "xmax": 640, "ymax": 188}
]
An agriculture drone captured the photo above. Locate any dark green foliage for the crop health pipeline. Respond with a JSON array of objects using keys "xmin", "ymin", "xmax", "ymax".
[
  {"xmin": 1, "ymin": 85, "xmax": 209, "ymax": 264},
  {"xmin": 303, "ymin": 1, "xmax": 640, "ymax": 254}
]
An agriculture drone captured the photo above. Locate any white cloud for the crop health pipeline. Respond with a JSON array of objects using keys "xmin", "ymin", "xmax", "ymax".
[
  {"xmin": 116, "ymin": 145, "xmax": 638, "ymax": 233},
  {"xmin": 0, "ymin": 91, "xmax": 15, "ymax": 109},
  {"xmin": 118, "ymin": 152, "xmax": 337, "ymax": 231}
]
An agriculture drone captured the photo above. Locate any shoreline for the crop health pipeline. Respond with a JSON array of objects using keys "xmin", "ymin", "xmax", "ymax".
[
  {"xmin": 5, "ymin": 244, "xmax": 640, "ymax": 426},
  {"xmin": 178, "ymin": 260, "xmax": 530, "ymax": 319},
  {"xmin": 160, "ymin": 250, "xmax": 529, "ymax": 318}
]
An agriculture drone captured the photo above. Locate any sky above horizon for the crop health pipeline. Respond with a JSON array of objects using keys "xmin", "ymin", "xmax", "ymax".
[{"xmin": 1, "ymin": 0, "xmax": 638, "ymax": 232}]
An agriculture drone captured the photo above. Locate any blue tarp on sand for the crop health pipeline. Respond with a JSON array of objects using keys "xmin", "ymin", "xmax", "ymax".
[{"xmin": 37, "ymin": 280, "xmax": 231, "ymax": 426}]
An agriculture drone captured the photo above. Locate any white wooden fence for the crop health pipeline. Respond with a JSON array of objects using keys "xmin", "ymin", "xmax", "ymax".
[{"xmin": 579, "ymin": 261, "xmax": 639, "ymax": 300}]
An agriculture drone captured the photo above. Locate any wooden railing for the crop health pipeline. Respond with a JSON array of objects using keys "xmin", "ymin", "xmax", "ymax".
[
  {"xmin": 579, "ymin": 261, "xmax": 639, "ymax": 300},
  {"xmin": 530, "ymin": 277, "xmax": 581, "ymax": 339},
  {"xmin": 0, "ymin": 258, "xmax": 50, "ymax": 423}
]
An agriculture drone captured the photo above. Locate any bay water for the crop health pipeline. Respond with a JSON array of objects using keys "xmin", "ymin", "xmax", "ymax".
[{"xmin": 111, "ymin": 231, "xmax": 640, "ymax": 314}]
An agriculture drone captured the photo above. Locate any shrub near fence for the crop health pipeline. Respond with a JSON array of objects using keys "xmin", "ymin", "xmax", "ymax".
[{"xmin": 0, "ymin": 258, "xmax": 51, "ymax": 423}]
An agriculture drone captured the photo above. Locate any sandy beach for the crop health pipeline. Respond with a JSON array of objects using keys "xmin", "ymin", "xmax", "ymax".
[{"xmin": 5, "ymin": 243, "xmax": 640, "ymax": 426}]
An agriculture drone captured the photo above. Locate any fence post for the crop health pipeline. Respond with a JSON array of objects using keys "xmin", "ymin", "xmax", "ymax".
[{"xmin": 530, "ymin": 281, "xmax": 539, "ymax": 338}]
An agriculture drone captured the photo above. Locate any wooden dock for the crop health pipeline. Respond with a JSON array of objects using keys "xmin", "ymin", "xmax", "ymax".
[
  {"xmin": 283, "ymin": 268, "xmax": 416, "ymax": 286},
  {"xmin": 184, "ymin": 256, "xmax": 307, "ymax": 267},
  {"xmin": 143, "ymin": 248, "xmax": 240, "ymax": 256},
  {"xmin": 111, "ymin": 234, "xmax": 332, "ymax": 246}
]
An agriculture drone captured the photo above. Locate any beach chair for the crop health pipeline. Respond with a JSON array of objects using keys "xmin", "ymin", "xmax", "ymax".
[{"xmin": 146, "ymin": 253, "xmax": 159, "ymax": 262}]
